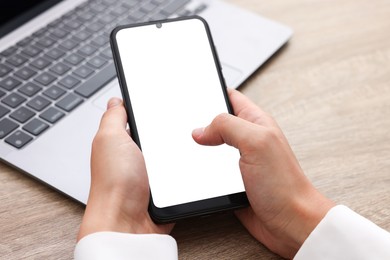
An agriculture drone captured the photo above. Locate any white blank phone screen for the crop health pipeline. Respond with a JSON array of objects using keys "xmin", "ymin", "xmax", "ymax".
[{"xmin": 116, "ymin": 19, "xmax": 245, "ymax": 208}]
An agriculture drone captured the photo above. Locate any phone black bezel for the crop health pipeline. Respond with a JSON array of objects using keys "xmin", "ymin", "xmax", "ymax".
[{"xmin": 110, "ymin": 16, "xmax": 248, "ymax": 223}]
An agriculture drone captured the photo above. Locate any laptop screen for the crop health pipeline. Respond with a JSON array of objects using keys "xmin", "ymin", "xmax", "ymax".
[{"xmin": 0, "ymin": 0, "xmax": 62, "ymax": 38}]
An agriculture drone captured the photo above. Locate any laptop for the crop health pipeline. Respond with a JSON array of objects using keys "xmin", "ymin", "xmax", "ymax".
[{"xmin": 0, "ymin": 0, "xmax": 292, "ymax": 204}]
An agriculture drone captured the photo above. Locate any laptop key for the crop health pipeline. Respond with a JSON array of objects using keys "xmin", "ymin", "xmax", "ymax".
[
  {"xmin": 21, "ymin": 46, "xmax": 42, "ymax": 58},
  {"xmin": 88, "ymin": 56, "xmax": 108, "ymax": 69},
  {"xmin": 0, "ymin": 46, "xmax": 19, "ymax": 57},
  {"xmin": 27, "ymin": 96, "xmax": 51, "ymax": 111},
  {"xmin": 0, "ymin": 76, "xmax": 22, "ymax": 91},
  {"xmin": 64, "ymin": 53, "xmax": 84, "ymax": 66},
  {"xmin": 89, "ymin": 2, "xmax": 106, "ymax": 13},
  {"xmin": 151, "ymin": 0, "xmax": 166, "ymax": 5},
  {"xmin": 5, "ymin": 130, "xmax": 33, "ymax": 149},
  {"xmin": 43, "ymin": 86, "xmax": 66, "ymax": 100},
  {"xmin": 0, "ymin": 64, "xmax": 13, "ymax": 77},
  {"xmin": 64, "ymin": 19, "xmax": 83, "ymax": 30},
  {"xmin": 48, "ymin": 18, "xmax": 62, "ymax": 28},
  {"xmin": 56, "ymin": 93, "xmax": 83, "ymax": 112},
  {"xmin": 50, "ymin": 28, "xmax": 68, "ymax": 39},
  {"xmin": 17, "ymin": 36, "xmax": 34, "ymax": 47},
  {"xmin": 117, "ymin": 18, "xmax": 134, "ymax": 27},
  {"xmin": 0, "ymin": 118, "xmax": 19, "ymax": 139},
  {"xmin": 0, "ymin": 104, "xmax": 10, "ymax": 118},
  {"xmin": 2, "ymin": 93, "xmax": 26, "ymax": 108},
  {"xmin": 101, "ymin": 0, "xmax": 117, "ymax": 6},
  {"xmin": 103, "ymin": 0, "xmax": 117, "ymax": 5},
  {"xmin": 59, "ymin": 39, "xmax": 79, "ymax": 51},
  {"xmin": 6, "ymin": 54, "xmax": 28, "ymax": 67},
  {"xmin": 62, "ymin": 9, "xmax": 78, "ymax": 20},
  {"xmin": 122, "ymin": 0, "xmax": 139, "ymax": 8},
  {"xmin": 31, "ymin": 57, "xmax": 52, "ymax": 70},
  {"xmin": 78, "ymin": 45, "xmax": 98, "ymax": 57},
  {"xmin": 75, "ymin": 63, "xmax": 116, "ymax": 98},
  {"xmin": 50, "ymin": 62, "xmax": 71, "ymax": 76},
  {"xmin": 18, "ymin": 82, "xmax": 42, "ymax": 97},
  {"xmin": 73, "ymin": 65, "xmax": 94, "ymax": 79},
  {"xmin": 91, "ymin": 35, "xmax": 109, "ymax": 47},
  {"xmin": 110, "ymin": 6, "xmax": 128, "ymax": 16},
  {"xmin": 36, "ymin": 37, "xmax": 56, "ymax": 48},
  {"xmin": 86, "ymin": 22, "xmax": 105, "ymax": 33},
  {"xmin": 10, "ymin": 106, "xmax": 36, "ymax": 123},
  {"xmin": 73, "ymin": 30, "xmax": 92, "ymax": 42},
  {"xmin": 14, "ymin": 67, "xmax": 37, "ymax": 80},
  {"xmin": 23, "ymin": 118, "xmax": 49, "ymax": 136},
  {"xmin": 193, "ymin": 4, "xmax": 208, "ymax": 14},
  {"xmin": 140, "ymin": 3, "xmax": 157, "ymax": 13},
  {"xmin": 98, "ymin": 14, "xmax": 116, "ymax": 24},
  {"xmin": 40, "ymin": 107, "xmax": 65, "ymax": 123},
  {"xmin": 0, "ymin": 90, "xmax": 5, "ymax": 98},
  {"xmin": 151, "ymin": 13, "xmax": 167, "ymax": 21},
  {"xmin": 177, "ymin": 9, "xmax": 191, "ymax": 17},
  {"xmin": 161, "ymin": 0, "xmax": 190, "ymax": 16},
  {"xmin": 33, "ymin": 27, "xmax": 48, "ymax": 37},
  {"xmin": 100, "ymin": 47, "xmax": 113, "ymax": 59},
  {"xmin": 129, "ymin": 10, "xmax": 146, "ymax": 21},
  {"xmin": 45, "ymin": 48, "xmax": 66, "ymax": 60},
  {"xmin": 76, "ymin": 10, "xmax": 95, "ymax": 22},
  {"xmin": 58, "ymin": 75, "xmax": 80, "ymax": 89},
  {"xmin": 34, "ymin": 72, "xmax": 57, "ymax": 86}
]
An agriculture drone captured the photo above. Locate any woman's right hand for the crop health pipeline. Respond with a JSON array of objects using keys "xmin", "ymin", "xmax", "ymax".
[{"xmin": 192, "ymin": 89, "xmax": 334, "ymax": 259}]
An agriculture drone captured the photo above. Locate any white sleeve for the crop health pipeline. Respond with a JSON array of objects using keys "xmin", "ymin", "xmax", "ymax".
[
  {"xmin": 295, "ymin": 205, "xmax": 390, "ymax": 259},
  {"xmin": 74, "ymin": 232, "xmax": 178, "ymax": 260}
]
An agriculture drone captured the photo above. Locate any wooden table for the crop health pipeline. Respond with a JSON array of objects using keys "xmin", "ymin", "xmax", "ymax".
[{"xmin": 1, "ymin": 0, "xmax": 390, "ymax": 259}]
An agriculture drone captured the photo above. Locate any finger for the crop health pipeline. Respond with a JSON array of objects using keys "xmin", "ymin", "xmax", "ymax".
[
  {"xmin": 192, "ymin": 112, "xmax": 264, "ymax": 150},
  {"xmin": 227, "ymin": 88, "xmax": 275, "ymax": 127},
  {"xmin": 98, "ymin": 97, "xmax": 128, "ymax": 132},
  {"xmin": 227, "ymin": 88, "xmax": 259, "ymax": 115}
]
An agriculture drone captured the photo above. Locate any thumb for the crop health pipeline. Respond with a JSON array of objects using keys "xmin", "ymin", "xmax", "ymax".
[
  {"xmin": 107, "ymin": 97, "xmax": 123, "ymax": 110},
  {"xmin": 192, "ymin": 113, "xmax": 262, "ymax": 150},
  {"xmin": 98, "ymin": 97, "xmax": 128, "ymax": 132}
]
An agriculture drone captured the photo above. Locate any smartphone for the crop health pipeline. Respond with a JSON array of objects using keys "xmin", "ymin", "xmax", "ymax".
[{"xmin": 110, "ymin": 16, "xmax": 248, "ymax": 223}]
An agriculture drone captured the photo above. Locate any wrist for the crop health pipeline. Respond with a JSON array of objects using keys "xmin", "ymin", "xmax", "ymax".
[
  {"xmin": 77, "ymin": 191, "xmax": 136, "ymax": 241},
  {"xmin": 286, "ymin": 187, "xmax": 335, "ymax": 256},
  {"xmin": 78, "ymin": 186, "xmax": 172, "ymax": 241}
]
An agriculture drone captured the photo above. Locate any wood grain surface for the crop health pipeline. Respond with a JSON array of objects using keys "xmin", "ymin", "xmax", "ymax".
[{"xmin": 1, "ymin": 0, "xmax": 390, "ymax": 259}]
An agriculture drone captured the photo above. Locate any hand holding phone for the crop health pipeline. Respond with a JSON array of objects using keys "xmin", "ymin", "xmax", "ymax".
[{"xmin": 110, "ymin": 17, "xmax": 248, "ymax": 222}]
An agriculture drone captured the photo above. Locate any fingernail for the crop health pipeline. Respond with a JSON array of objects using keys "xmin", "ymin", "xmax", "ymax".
[
  {"xmin": 107, "ymin": 98, "xmax": 122, "ymax": 109},
  {"xmin": 192, "ymin": 127, "xmax": 205, "ymax": 138}
]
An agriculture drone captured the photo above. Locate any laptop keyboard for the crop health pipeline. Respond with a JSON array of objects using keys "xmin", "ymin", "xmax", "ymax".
[{"xmin": 0, "ymin": 0, "xmax": 208, "ymax": 149}]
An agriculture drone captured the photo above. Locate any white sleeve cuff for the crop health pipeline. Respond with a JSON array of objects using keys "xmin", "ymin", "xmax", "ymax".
[
  {"xmin": 295, "ymin": 205, "xmax": 390, "ymax": 259},
  {"xmin": 74, "ymin": 232, "xmax": 178, "ymax": 260}
]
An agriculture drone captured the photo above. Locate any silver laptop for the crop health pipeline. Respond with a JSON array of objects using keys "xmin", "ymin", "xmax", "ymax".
[{"xmin": 0, "ymin": 0, "xmax": 292, "ymax": 204}]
